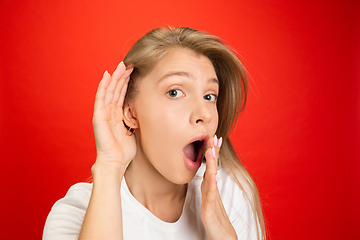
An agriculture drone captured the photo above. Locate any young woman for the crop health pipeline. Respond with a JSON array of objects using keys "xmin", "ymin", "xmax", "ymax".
[{"xmin": 43, "ymin": 27, "xmax": 265, "ymax": 240}]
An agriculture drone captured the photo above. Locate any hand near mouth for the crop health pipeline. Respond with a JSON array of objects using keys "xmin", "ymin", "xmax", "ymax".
[{"xmin": 201, "ymin": 136, "xmax": 238, "ymax": 240}]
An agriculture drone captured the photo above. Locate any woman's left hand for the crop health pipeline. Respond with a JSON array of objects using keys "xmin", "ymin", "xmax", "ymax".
[{"xmin": 201, "ymin": 136, "xmax": 238, "ymax": 240}]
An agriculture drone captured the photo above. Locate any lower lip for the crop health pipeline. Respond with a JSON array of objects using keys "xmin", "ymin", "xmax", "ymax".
[{"xmin": 183, "ymin": 152, "xmax": 202, "ymax": 171}]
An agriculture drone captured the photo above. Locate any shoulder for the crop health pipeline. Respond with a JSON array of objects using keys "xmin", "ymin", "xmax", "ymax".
[{"xmin": 43, "ymin": 183, "xmax": 92, "ymax": 240}]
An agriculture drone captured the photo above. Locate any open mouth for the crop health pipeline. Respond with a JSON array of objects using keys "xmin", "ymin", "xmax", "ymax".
[{"xmin": 183, "ymin": 139, "xmax": 206, "ymax": 162}]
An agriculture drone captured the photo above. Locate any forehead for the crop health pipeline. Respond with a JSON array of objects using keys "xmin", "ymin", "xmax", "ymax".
[{"xmin": 147, "ymin": 48, "xmax": 218, "ymax": 81}]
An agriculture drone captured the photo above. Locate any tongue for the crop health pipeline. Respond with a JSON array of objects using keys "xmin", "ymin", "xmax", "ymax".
[{"xmin": 183, "ymin": 143, "xmax": 196, "ymax": 162}]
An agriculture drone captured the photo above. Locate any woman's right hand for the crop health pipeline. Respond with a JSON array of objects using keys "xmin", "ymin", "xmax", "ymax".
[
  {"xmin": 77, "ymin": 62, "xmax": 134, "ymax": 240},
  {"xmin": 92, "ymin": 62, "xmax": 135, "ymax": 174}
]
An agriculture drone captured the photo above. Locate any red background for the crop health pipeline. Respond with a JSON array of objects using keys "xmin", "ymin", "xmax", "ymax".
[{"xmin": 1, "ymin": 0, "xmax": 359, "ymax": 239}]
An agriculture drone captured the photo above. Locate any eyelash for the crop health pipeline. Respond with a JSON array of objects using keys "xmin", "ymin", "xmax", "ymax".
[
  {"xmin": 167, "ymin": 88, "xmax": 185, "ymax": 98},
  {"xmin": 204, "ymin": 94, "xmax": 218, "ymax": 102},
  {"xmin": 166, "ymin": 88, "xmax": 218, "ymax": 102}
]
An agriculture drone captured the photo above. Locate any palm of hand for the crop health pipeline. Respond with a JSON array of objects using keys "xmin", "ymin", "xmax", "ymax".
[
  {"xmin": 201, "ymin": 137, "xmax": 237, "ymax": 240},
  {"xmin": 93, "ymin": 63, "xmax": 135, "ymax": 170}
]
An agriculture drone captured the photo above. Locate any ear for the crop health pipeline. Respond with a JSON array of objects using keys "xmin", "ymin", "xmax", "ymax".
[{"xmin": 123, "ymin": 103, "xmax": 139, "ymax": 129}]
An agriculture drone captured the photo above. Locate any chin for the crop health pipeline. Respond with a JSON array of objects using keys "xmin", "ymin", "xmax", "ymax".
[{"xmin": 170, "ymin": 170, "xmax": 197, "ymax": 185}]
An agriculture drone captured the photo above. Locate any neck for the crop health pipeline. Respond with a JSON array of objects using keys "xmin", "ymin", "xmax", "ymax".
[{"xmin": 124, "ymin": 145, "xmax": 187, "ymax": 222}]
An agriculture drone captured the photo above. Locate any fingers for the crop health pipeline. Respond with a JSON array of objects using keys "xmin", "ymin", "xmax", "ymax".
[
  {"xmin": 201, "ymin": 135, "xmax": 223, "ymax": 211},
  {"xmin": 204, "ymin": 135, "xmax": 223, "ymax": 179},
  {"xmin": 203, "ymin": 136, "xmax": 219, "ymax": 204},
  {"xmin": 204, "ymin": 147, "xmax": 217, "ymax": 177},
  {"xmin": 94, "ymin": 71, "xmax": 111, "ymax": 112},
  {"xmin": 94, "ymin": 61, "xmax": 134, "ymax": 112},
  {"xmin": 201, "ymin": 136, "xmax": 237, "ymax": 239},
  {"xmin": 113, "ymin": 68, "xmax": 133, "ymax": 106},
  {"xmin": 104, "ymin": 62, "xmax": 126, "ymax": 106},
  {"xmin": 117, "ymin": 76, "xmax": 130, "ymax": 109},
  {"xmin": 203, "ymin": 173, "xmax": 217, "ymax": 204}
]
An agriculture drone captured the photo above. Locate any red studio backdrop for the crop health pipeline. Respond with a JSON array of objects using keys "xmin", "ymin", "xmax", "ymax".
[{"xmin": 1, "ymin": 0, "xmax": 359, "ymax": 239}]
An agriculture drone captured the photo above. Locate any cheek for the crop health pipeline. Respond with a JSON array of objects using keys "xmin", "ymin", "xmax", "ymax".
[
  {"xmin": 136, "ymin": 101, "xmax": 186, "ymax": 154},
  {"xmin": 136, "ymin": 105, "xmax": 187, "ymax": 179},
  {"xmin": 211, "ymin": 110, "xmax": 219, "ymax": 135},
  {"xmin": 140, "ymin": 103, "xmax": 186, "ymax": 133}
]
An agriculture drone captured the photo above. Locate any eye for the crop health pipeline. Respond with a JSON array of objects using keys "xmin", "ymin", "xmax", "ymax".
[
  {"xmin": 204, "ymin": 94, "xmax": 217, "ymax": 102},
  {"xmin": 167, "ymin": 89, "xmax": 184, "ymax": 98}
]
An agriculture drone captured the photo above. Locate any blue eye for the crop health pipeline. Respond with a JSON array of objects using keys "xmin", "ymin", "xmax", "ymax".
[
  {"xmin": 204, "ymin": 94, "xmax": 217, "ymax": 102},
  {"xmin": 167, "ymin": 89, "xmax": 184, "ymax": 98}
]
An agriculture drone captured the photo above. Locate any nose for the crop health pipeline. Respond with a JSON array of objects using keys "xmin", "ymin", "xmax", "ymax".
[{"xmin": 189, "ymin": 98, "xmax": 212, "ymax": 125}]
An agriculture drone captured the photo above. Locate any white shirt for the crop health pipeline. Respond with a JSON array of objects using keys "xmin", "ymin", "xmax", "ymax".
[{"xmin": 43, "ymin": 164, "xmax": 260, "ymax": 240}]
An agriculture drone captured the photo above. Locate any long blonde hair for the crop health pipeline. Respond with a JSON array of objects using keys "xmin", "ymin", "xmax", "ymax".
[{"xmin": 123, "ymin": 27, "xmax": 265, "ymax": 239}]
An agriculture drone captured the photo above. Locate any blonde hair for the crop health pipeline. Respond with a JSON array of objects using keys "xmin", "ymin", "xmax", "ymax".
[{"xmin": 123, "ymin": 27, "xmax": 265, "ymax": 239}]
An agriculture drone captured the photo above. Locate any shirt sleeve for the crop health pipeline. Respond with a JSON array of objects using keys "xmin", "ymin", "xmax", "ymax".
[{"xmin": 43, "ymin": 183, "xmax": 92, "ymax": 240}]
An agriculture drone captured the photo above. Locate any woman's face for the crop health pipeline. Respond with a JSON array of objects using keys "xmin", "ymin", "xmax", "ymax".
[{"xmin": 131, "ymin": 48, "xmax": 219, "ymax": 184}]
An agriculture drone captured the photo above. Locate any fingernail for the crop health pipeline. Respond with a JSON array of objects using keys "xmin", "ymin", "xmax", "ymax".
[
  {"xmin": 117, "ymin": 61, "xmax": 124, "ymax": 69},
  {"xmin": 215, "ymin": 174, "xmax": 218, "ymax": 182},
  {"xmin": 212, "ymin": 147, "xmax": 216, "ymax": 158},
  {"xmin": 218, "ymin": 137, "xmax": 223, "ymax": 148},
  {"xmin": 214, "ymin": 135, "xmax": 218, "ymax": 147},
  {"xmin": 103, "ymin": 70, "xmax": 108, "ymax": 77}
]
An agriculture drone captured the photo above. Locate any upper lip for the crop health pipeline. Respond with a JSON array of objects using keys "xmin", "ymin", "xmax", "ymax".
[{"xmin": 186, "ymin": 134, "xmax": 209, "ymax": 146}]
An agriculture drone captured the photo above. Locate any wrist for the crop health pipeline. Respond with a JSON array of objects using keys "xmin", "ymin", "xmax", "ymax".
[{"xmin": 91, "ymin": 161, "xmax": 126, "ymax": 186}]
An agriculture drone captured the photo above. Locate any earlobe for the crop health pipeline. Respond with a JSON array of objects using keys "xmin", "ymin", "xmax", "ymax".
[{"xmin": 123, "ymin": 104, "xmax": 139, "ymax": 129}]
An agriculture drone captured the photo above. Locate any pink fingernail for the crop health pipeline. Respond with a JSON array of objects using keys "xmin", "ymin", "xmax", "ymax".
[
  {"xmin": 212, "ymin": 147, "xmax": 216, "ymax": 158},
  {"xmin": 117, "ymin": 61, "xmax": 124, "ymax": 69},
  {"xmin": 214, "ymin": 135, "xmax": 218, "ymax": 147},
  {"xmin": 103, "ymin": 70, "xmax": 108, "ymax": 77},
  {"xmin": 215, "ymin": 174, "xmax": 218, "ymax": 182},
  {"xmin": 218, "ymin": 137, "xmax": 223, "ymax": 148}
]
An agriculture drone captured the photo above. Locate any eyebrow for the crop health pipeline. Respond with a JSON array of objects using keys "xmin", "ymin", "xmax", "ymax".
[{"xmin": 158, "ymin": 71, "xmax": 219, "ymax": 85}]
